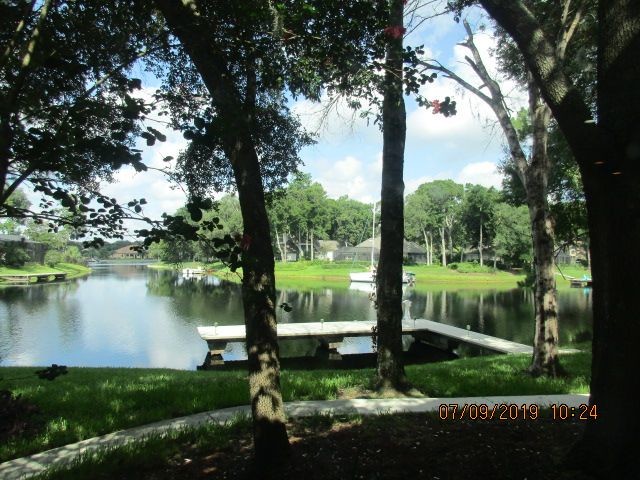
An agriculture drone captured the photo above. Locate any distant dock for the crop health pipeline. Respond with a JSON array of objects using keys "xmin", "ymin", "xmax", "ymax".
[
  {"xmin": 197, "ymin": 319, "xmax": 575, "ymax": 365},
  {"xmin": 0, "ymin": 272, "xmax": 67, "ymax": 284}
]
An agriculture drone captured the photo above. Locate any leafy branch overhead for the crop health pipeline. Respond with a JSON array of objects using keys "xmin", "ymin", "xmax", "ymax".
[{"xmin": 0, "ymin": 1, "xmax": 171, "ymax": 239}]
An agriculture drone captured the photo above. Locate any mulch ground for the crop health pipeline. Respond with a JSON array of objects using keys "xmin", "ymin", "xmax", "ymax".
[
  {"xmin": 0, "ymin": 389, "xmax": 40, "ymax": 446},
  {"xmin": 156, "ymin": 413, "xmax": 595, "ymax": 480}
]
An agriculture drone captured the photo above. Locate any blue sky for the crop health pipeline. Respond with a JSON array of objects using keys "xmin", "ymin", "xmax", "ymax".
[{"xmin": 97, "ymin": 3, "xmax": 525, "ymax": 234}]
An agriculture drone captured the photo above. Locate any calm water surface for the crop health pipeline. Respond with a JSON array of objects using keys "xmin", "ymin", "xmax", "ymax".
[{"xmin": 0, "ymin": 265, "xmax": 593, "ymax": 369}]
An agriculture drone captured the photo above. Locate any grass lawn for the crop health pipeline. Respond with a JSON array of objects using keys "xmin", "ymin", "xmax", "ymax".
[
  {"xmin": 0, "ymin": 263, "xmax": 91, "ymax": 283},
  {"xmin": 0, "ymin": 350, "xmax": 590, "ymax": 463}
]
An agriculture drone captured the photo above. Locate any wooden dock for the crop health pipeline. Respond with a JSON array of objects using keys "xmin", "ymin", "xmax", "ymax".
[
  {"xmin": 0, "ymin": 272, "xmax": 67, "ymax": 284},
  {"xmin": 569, "ymin": 278, "xmax": 592, "ymax": 288},
  {"xmin": 197, "ymin": 319, "xmax": 547, "ymax": 365}
]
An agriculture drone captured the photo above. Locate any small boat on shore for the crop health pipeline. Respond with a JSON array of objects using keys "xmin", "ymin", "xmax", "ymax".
[{"xmin": 182, "ymin": 267, "xmax": 206, "ymax": 276}]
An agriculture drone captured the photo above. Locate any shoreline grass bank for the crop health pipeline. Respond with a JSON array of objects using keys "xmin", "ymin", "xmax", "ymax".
[
  {"xmin": 148, "ymin": 261, "xmax": 591, "ymax": 289},
  {"xmin": 0, "ymin": 263, "xmax": 91, "ymax": 284}
]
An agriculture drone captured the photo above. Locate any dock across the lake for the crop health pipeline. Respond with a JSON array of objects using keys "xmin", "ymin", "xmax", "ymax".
[
  {"xmin": 0, "ymin": 272, "xmax": 67, "ymax": 284},
  {"xmin": 198, "ymin": 319, "xmax": 538, "ymax": 365}
]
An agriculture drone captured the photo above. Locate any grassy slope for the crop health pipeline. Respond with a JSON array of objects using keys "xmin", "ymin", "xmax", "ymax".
[
  {"xmin": 0, "ymin": 263, "xmax": 91, "ymax": 282},
  {"xmin": 0, "ymin": 351, "xmax": 590, "ymax": 463}
]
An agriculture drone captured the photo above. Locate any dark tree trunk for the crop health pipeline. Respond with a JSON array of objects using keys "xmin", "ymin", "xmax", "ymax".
[
  {"xmin": 154, "ymin": 0, "xmax": 289, "ymax": 466},
  {"xmin": 233, "ymin": 140, "xmax": 289, "ymax": 466},
  {"xmin": 376, "ymin": 0, "xmax": 408, "ymax": 391},
  {"xmin": 478, "ymin": 0, "xmax": 640, "ymax": 475}
]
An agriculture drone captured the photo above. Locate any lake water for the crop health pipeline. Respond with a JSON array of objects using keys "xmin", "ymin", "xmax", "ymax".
[{"xmin": 0, "ymin": 265, "xmax": 593, "ymax": 370}]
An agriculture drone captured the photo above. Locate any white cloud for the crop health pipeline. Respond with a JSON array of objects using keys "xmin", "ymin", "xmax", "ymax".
[
  {"xmin": 311, "ymin": 154, "xmax": 382, "ymax": 204},
  {"xmin": 455, "ymin": 161, "xmax": 504, "ymax": 188},
  {"xmin": 404, "ymin": 171, "xmax": 452, "ymax": 195}
]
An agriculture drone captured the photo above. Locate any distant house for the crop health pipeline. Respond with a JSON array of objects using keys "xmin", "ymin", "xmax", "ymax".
[
  {"xmin": 110, "ymin": 245, "xmax": 146, "ymax": 259},
  {"xmin": 317, "ymin": 240, "xmax": 339, "ymax": 261},
  {"xmin": 0, "ymin": 234, "xmax": 47, "ymax": 264},
  {"xmin": 333, "ymin": 236, "xmax": 427, "ymax": 264},
  {"xmin": 555, "ymin": 245, "xmax": 588, "ymax": 265}
]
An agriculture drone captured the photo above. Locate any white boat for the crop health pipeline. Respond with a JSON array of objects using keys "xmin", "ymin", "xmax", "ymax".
[
  {"xmin": 349, "ymin": 270, "xmax": 415, "ymax": 284},
  {"xmin": 349, "ymin": 271, "xmax": 375, "ymax": 283},
  {"xmin": 182, "ymin": 267, "xmax": 205, "ymax": 275},
  {"xmin": 348, "ymin": 203, "xmax": 416, "ymax": 285}
]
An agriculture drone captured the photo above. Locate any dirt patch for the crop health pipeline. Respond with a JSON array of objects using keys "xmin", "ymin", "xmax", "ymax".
[
  {"xmin": 0, "ymin": 390, "xmax": 41, "ymax": 445},
  {"xmin": 155, "ymin": 413, "xmax": 595, "ymax": 480}
]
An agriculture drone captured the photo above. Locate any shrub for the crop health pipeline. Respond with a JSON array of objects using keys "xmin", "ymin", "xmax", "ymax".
[
  {"xmin": 447, "ymin": 262, "xmax": 495, "ymax": 273},
  {"xmin": 44, "ymin": 250, "xmax": 63, "ymax": 267},
  {"xmin": 0, "ymin": 244, "xmax": 31, "ymax": 267}
]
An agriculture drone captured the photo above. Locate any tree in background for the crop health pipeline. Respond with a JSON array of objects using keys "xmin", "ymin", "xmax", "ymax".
[
  {"xmin": 461, "ymin": 184, "xmax": 498, "ymax": 266},
  {"xmin": 0, "ymin": 189, "xmax": 30, "ymax": 234},
  {"xmin": 492, "ymin": 203, "xmax": 531, "ymax": 268},
  {"xmin": 405, "ymin": 186, "xmax": 437, "ymax": 265},
  {"xmin": 326, "ymin": 196, "xmax": 372, "ymax": 247},
  {"xmin": 268, "ymin": 173, "xmax": 330, "ymax": 261},
  {"xmin": 405, "ymin": 180, "xmax": 463, "ymax": 265}
]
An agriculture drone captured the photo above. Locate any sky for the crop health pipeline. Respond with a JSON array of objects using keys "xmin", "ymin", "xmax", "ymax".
[{"xmin": 94, "ymin": 2, "xmax": 527, "ymax": 236}]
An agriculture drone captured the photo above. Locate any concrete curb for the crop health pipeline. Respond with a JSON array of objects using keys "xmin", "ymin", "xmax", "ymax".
[{"xmin": 0, "ymin": 394, "xmax": 590, "ymax": 479}]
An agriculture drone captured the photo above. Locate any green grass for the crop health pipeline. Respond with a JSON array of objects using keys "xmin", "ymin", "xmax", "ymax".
[
  {"xmin": 554, "ymin": 264, "xmax": 591, "ymax": 289},
  {"xmin": 34, "ymin": 418, "xmax": 252, "ymax": 480},
  {"xmin": 0, "ymin": 350, "xmax": 590, "ymax": 463},
  {"xmin": 0, "ymin": 262, "xmax": 91, "ymax": 282}
]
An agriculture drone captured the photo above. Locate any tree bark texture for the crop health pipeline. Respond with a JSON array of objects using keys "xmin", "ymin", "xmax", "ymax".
[
  {"xmin": 526, "ymin": 83, "xmax": 561, "ymax": 377},
  {"xmin": 376, "ymin": 0, "xmax": 408, "ymax": 391},
  {"xmin": 479, "ymin": 0, "xmax": 640, "ymax": 475},
  {"xmin": 154, "ymin": 0, "xmax": 289, "ymax": 465}
]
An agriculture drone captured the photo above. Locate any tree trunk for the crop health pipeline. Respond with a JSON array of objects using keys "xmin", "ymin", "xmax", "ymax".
[
  {"xmin": 310, "ymin": 229, "xmax": 314, "ymax": 261},
  {"xmin": 376, "ymin": 0, "xmax": 408, "ymax": 391},
  {"xmin": 274, "ymin": 226, "xmax": 284, "ymax": 262},
  {"xmin": 282, "ymin": 230, "xmax": 288, "ymax": 263},
  {"xmin": 439, "ymin": 226, "xmax": 447, "ymax": 267},
  {"xmin": 422, "ymin": 228, "xmax": 430, "ymax": 265},
  {"xmin": 477, "ymin": 0, "xmax": 640, "ymax": 475},
  {"xmin": 233, "ymin": 141, "xmax": 289, "ymax": 465},
  {"xmin": 526, "ymin": 81, "xmax": 562, "ymax": 377},
  {"xmin": 429, "ymin": 232, "xmax": 434, "ymax": 265},
  {"xmin": 153, "ymin": 0, "xmax": 289, "ymax": 465},
  {"xmin": 478, "ymin": 219, "xmax": 483, "ymax": 266},
  {"xmin": 585, "ymin": 241, "xmax": 590, "ymax": 270}
]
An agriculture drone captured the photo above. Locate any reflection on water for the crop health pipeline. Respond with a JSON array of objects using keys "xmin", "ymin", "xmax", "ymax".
[{"xmin": 0, "ymin": 265, "xmax": 593, "ymax": 370}]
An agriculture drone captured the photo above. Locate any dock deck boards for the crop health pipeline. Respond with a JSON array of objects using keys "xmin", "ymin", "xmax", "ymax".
[
  {"xmin": 198, "ymin": 319, "xmax": 538, "ymax": 355},
  {"xmin": 0, "ymin": 272, "xmax": 67, "ymax": 284}
]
